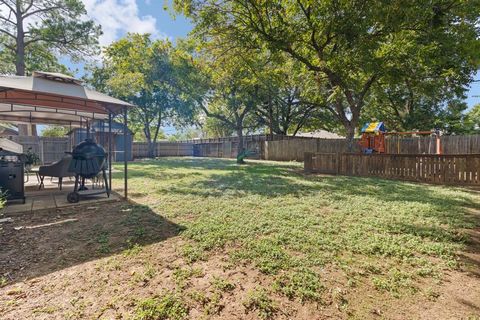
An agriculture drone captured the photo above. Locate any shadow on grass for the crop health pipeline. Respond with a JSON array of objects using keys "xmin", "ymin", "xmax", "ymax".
[
  {"xmin": 0, "ymin": 200, "xmax": 184, "ymax": 285},
  {"xmin": 129, "ymin": 157, "xmax": 242, "ymax": 173},
  {"xmin": 114, "ymin": 157, "xmax": 480, "ymax": 264},
  {"xmin": 121, "ymin": 158, "xmax": 480, "ymax": 218}
]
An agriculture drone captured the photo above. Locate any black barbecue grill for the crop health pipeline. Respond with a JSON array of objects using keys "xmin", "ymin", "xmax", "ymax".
[
  {"xmin": 67, "ymin": 139, "xmax": 110, "ymax": 203},
  {"xmin": 0, "ymin": 148, "xmax": 25, "ymax": 203}
]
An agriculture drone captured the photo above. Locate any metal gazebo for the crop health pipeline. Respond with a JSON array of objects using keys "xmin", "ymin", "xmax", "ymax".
[{"xmin": 0, "ymin": 71, "xmax": 134, "ymax": 198}]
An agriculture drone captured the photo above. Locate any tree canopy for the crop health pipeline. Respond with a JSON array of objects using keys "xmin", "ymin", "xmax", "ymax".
[
  {"xmin": 174, "ymin": 0, "xmax": 480, "ymax": 148},
  {"xmin": 88, "ymin": 33, "xmax": 197, "ymax": 157},
  {"xmin": 0, "ymin": 0, "xmax": 101, "ymax": 76},
  {"xmin": 40, "ymin": 125, "xmax": 68, "ymax": 137}
]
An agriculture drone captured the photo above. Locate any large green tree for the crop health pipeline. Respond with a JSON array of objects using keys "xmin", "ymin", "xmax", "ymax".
[
  {"xmin": 175, "ymin": 0, "xmax": 480, "ymax": 150},
  {"xmin": 362, "ymin": 81, "xmax": 467, "ymax": 132},
  {"xmin": 254, "ymin": 56, "xmax": 335, "ymax": 136},
  {"xmin": 89, "ymin": 34, "xmax": 196, "ymax": 158},
  {"xmin": 0, "ymin": 0, "xmax": 100, "ymax": 76},
  {"xmin": 191, "ymin": 43, "xmax": 266, "ymax": 163}
]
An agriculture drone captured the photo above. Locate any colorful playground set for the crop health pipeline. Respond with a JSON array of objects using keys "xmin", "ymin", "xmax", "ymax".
[{"xmin": 359, "ymin": 122, "xmax": 442, "ymax": 154}]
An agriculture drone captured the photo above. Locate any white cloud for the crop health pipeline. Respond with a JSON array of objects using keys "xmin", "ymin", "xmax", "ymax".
[{"xmin": 82, "ymin": 0, "xmax": 165, "ymax": 47}]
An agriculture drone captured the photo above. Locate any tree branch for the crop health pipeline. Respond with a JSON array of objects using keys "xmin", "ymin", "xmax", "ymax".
[
  {"xmin": 0, "ymin": 0, "xmax": 16, "ymax": 15},
  {"xmin": 24, "ymin": 5, "xmax": 63, "ymax": 19},
  {"xmin": 22, "ymin": 0, "xmax": 34, "ymax": 14},
  {"xmin": 0, "ymin": 28, "xmax": 16, "ymax": 39},
  {"xmin": 0, "ymin": 14, "xmax": 15, "ymax": 25}
]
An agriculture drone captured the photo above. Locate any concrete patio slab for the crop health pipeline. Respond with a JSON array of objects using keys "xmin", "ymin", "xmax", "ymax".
[
  {"xmin": 2, "ymin": 173, "xmax": 120, "ymax": 215},
  {"xmin": 3, "ymin": 198, "xmax": 33, "ymax": 214}
]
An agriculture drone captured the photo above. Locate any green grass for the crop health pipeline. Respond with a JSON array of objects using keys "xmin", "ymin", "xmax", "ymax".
[
  {"xmin": 243, "ymin": 288, "xmax": 278, "ymax": 319},
  {"xmin": 113, "ymin": 157, "xmax": 479, "ymax": 299},
  {"xmin": 133, "ymin": 294, "xmax": 189, "ymax": 320}
]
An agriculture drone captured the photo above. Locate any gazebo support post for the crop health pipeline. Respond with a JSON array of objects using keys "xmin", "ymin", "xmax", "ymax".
[
  {"xmin": 123, "ymin": 107, "xmax": 128, "ymax": 199},
  {"xmin": 108, "ymin": 111, "xmax": 113, "ymax": 193},
  {"xmin": 86, "ymin": 119, "xmax": 90, "ymax": 139}
]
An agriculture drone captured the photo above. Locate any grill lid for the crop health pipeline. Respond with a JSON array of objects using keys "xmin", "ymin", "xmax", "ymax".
[
  {"xmin": 0, "ymin": 147, "xmax": 24, "ymax": 162},
  {"xmin": 69, "ymin": 139, "xmax": 106, "ymax": 177},
  {"xmin": 71, "ymin": 139, "xmax": 106, "ymax": 160}
]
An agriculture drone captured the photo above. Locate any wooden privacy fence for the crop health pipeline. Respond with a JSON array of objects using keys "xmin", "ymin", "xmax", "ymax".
[
  {"xmin": 132, "ymin": 137, "xmax": 265, "ymax": 159},
  {"xmin": 193, "ymin": 140, "xmax": 263, "ymax": 159},
  {"xmin": 266, "ymin": 134, "xmax": 480, "ymax": 162},
  {"xmin": 385, "ymin": 135, "xmax": 480, "ymax": 154},
  {"xmin": 304, "ymin": 152, "xmax": 480, "ymax": 185},
  {"xmin": 265, "ymin": 139, "xmax": 357, "ymax": 161},
  {"xmin": 8, "ymin": 136, "xmax": 70, "ymax": 164},
  {"xmin": 132, "ymin": 142, "xmax": 194, "ymax": 158},
  {"xmin": 131, "ymin": 134, "xmax": 480, "ymax": 161},
  {"xmin": 39, "ymin": 137, "xmax": 70, "ymax": 164}
]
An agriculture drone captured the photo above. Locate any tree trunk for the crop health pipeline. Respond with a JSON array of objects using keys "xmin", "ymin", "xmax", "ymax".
[
  {"xmin": 144, "ymin": 126, "xmax": 155, "ymax": 158},
  {"xmin": 151, "ymin": 109, "xmax": 162, "ymax": 158},
  {"xmin": 15, "ymin": 6, "xmax": 25, "ymax": 77},
  {"xmin": 147, "ymin": 140, "xmax": 155, "ymax": 158},
  {"xmin": 15, "ymin": 8, "xmax": 37, "ymax": 136},
  {"xmin": 267, "ymin": 100, "xmax": 274, "ymax": 141},
  {"xmin": 344, "ymin": 123, "xmax": 356, "ymax": 152},
  {"xmin": 236, "ymin": 126, "xmax": 245, "ymax": 164}
]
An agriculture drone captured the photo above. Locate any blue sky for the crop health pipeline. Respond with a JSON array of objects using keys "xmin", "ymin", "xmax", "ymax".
[{"xmin": 467, "ymin": 72, "xmax": 480, "ymax": 108}]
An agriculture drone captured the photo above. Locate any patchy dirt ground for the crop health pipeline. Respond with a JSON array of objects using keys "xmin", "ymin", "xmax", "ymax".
[{"xmin": 1, "ymin": 200, "xmax": 479, "ymax": 319}]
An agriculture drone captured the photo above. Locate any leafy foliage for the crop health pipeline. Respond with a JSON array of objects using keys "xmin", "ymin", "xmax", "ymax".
[
  {"xmin": 0, "ymin": 0, "xmax": 100, "ymax": 75},
  {"xmin": 24, "ymin": 148, "xmax": 39, "ymax": 165},
  {"xmin": 41, "ymin": 126, "xmax": 68, "ymax": 137},
  {"xmin": 89, "ymin": 34, "xmax": 196, "ymax": 157},
  {"xmin": 175, "ymin": 0, "xmax": 480, "ymax": 145},
  {"xmin": 0, "ymin": 188, "xmax": 5, "ymax": 210},
  {"xmin": 192, "ymin": 44, "xmax": 265, "ymax": 162},
  {"xmin": 273, "ymin": 268, "xmax": 323, "ymax": 302},
  {"xmin": 465, "ymin": 104, "xmax": 480, "ymax": 133}
]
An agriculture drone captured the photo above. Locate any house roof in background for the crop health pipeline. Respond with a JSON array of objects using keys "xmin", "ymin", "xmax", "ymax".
[{"xmin": 295, "ymin": 130, "xmax": 344, "ymax": 139}]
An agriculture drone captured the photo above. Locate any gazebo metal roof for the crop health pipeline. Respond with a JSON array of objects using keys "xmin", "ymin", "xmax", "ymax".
[{"xmin": 0, "ymin": 71, "xmax": 134, "ymax": 126}]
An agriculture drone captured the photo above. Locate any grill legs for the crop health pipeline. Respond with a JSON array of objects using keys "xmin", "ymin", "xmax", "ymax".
[
  {"xmin": 68, "ymin": 170, "xmax": 109, "ymax": 203},
  {"xmin": 103, "ymin": 169, "xmax": 110, "ymax": 197}
]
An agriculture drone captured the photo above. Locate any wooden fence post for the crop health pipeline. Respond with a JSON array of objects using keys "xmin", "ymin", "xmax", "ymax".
[
  {"xmin": 336, "ymin": 153, "xmax": 340, "ymax": 175},
  {"xmin": 304, "ymin": 152, "xmax": 312, "ymax": 173}
]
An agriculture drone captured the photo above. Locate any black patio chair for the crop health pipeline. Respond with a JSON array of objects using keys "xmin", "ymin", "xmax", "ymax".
[{"xmin": 38, "ymin": 154, "xmax": 75, "ymax": 190}]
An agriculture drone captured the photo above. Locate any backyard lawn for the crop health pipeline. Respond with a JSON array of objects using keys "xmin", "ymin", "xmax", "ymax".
[{"xmin": 1, "ymin": 157, "xmax": 479, "ymax": 319}]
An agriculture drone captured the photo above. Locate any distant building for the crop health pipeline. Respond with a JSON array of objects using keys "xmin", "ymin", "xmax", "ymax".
[
  {"xmin": 295, "ymin": 130, "xmax": 343, "ymax": 139},
  {"xmin": 0, "ymin": 125, "xmax": 18, "ymax": 137}
]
